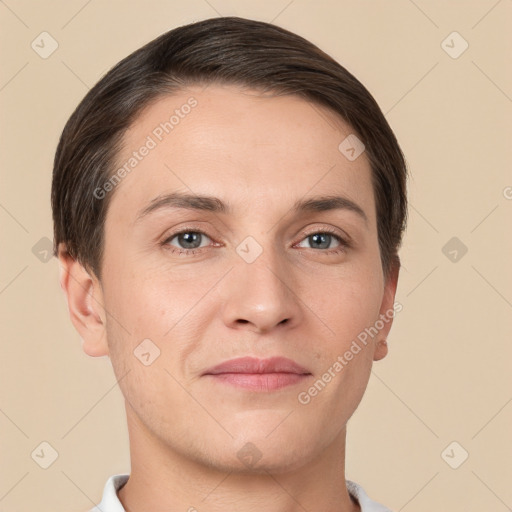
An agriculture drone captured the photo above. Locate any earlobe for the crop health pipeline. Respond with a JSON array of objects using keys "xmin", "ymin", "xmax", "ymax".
[
  {"xmin": 374, "ymin": 257, "xmax": 400, "ymax": 362},
  {"xmin": 373, "ymin": 339, "xmax": 388, "ymax": 361},
  {"xmin": 57, "ymin": 243, "xmax": 109, "ymax": 357}
]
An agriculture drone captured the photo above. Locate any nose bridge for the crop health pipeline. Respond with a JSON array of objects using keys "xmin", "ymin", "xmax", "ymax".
[{"xmin": 220, "ymin": 236, "xmax": 301, "ymax": 333}]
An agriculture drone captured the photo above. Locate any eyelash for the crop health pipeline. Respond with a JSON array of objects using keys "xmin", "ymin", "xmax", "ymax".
[{"xmin": 161, "ymin": 226, "xmax": 350, "ymax": 257}]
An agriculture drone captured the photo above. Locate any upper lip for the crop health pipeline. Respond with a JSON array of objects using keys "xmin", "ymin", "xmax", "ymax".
[{"xmin": 203, "ymin": 356, "xmax": 311, "ymax": 375}]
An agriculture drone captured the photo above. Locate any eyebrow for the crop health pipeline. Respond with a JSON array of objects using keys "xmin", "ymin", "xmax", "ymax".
[{"xmin": 135, "ymin": 192, "xmax": 368, "ymax": 224}]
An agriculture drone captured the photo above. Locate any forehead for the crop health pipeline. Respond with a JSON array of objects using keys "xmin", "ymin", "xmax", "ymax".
[{"xmin": 108, "ymin": 83, "xmax": 375, "ymax": 224}]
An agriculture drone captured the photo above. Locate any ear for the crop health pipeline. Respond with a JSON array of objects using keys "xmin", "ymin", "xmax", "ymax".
[
  {"xmin": 373, "ymin": 257, "xmax": 400, "ymax": 362},
  {"xmin": 57, "ymin": 243, "xmax": 109, "ymax": 357}
]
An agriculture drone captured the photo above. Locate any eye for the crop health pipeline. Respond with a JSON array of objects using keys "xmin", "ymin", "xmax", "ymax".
[
  {"xmin": 160, "ymin": 227, "xmax": 350, "ymax": 257},
  {"xmin": 296, "ymin": 230, "xmax": 349, "ymax": 254},
  {"xmin": 163, "ymin": 230, "xmax": 213, "ymax": 254}
]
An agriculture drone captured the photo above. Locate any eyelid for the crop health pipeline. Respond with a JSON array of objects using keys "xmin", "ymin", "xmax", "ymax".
[
  {"xmin": 161, "ymin": 225, "xmax": 219, "ymax": 246},
  {"xmin": 294, "ymin": 225, "xmax": 352, "ymax": 247}
]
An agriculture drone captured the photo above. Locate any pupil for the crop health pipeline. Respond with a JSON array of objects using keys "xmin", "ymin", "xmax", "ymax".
[
  {"xmin": 311, "ymin": 233, "xmax": 330, "ymax": 249},
  {"xmin": 179, "ymin": 232, "xmax": 201, "ymax": 249}
]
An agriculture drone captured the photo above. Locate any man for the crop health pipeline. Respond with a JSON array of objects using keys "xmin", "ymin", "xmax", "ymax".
[{"xmin": 52, "ymin": 16, "xmax": 407, "ymax": 512}]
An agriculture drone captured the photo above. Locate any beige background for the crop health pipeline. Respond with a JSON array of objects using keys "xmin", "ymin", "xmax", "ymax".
[{"xmin": 1, "ymin": 1, "xmax": 511, "ymax": 511}]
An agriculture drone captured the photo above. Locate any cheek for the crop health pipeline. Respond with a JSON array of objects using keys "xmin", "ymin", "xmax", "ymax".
[
  {"xmin": 308, "ymin": 266, "xmax": 383, "ymax": 343},
  {"xmin": 103, "ymin": 256, "xmax": 201, "ymax": 334},
  {"xmin": 337, "ymin": 286, "xmax": 382, "ymax": 340},
  {"xmin": 103, "ymin": 267, "xmax": 217, "ymax": 387}
]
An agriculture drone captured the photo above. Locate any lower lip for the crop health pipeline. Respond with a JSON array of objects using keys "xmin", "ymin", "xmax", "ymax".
[{"xmin": 206, "ymin": 373, "xmax": 310, "ymax": 391}]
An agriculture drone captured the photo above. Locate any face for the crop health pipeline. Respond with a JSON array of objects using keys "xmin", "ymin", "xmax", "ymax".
[{"xmin": 67, "ymin": 84, "xmax": 398, "ymax": 474}]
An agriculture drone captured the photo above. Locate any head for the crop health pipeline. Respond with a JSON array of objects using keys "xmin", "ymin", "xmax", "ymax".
[{"xmin": 53, "ymin": 17, "xmax": 407, "ymax": 473}]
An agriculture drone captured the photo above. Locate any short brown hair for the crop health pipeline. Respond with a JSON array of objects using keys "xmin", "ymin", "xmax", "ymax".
[{"xmin": 52, "ymin": 16, "xmax": 407, "ymax": 280}]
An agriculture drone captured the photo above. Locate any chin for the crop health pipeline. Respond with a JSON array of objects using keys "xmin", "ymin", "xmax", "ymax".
[
  {"xmin": 204, "ymin": 426, "xmax": 323, "ymax": 475},
  {"xmin": 201, "ymin": 443, "xmax": 316, "ymax": 476}
]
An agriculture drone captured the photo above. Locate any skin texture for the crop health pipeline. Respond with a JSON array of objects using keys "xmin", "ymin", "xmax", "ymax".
[{"xmin": 59, "ymin": 84, "xmax": 399, "ymax": 512}]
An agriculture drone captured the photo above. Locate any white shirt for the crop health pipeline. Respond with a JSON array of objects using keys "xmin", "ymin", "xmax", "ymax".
[{"xmin": 89, "ymin": 474, "xmax": 393, "ymax": 512}]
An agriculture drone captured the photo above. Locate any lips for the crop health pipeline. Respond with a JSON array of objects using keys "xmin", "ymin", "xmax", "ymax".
[
  {"xmin": 202, "ymin": 356, "xmax": 311, "ymax": 391},
  {"xmin": 203, "ymin": 356, "xmax": 310, "ymax": 376}
]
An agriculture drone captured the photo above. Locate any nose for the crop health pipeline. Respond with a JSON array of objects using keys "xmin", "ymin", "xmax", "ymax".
[{"xmin": 220, "ymin": 246, "xmax": 302, "ymax": 334}]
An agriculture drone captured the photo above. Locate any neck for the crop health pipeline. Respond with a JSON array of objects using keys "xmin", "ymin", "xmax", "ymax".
[{"xmin": 117, "ymin": 404, "xmax": 360, "ymax": 512}]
